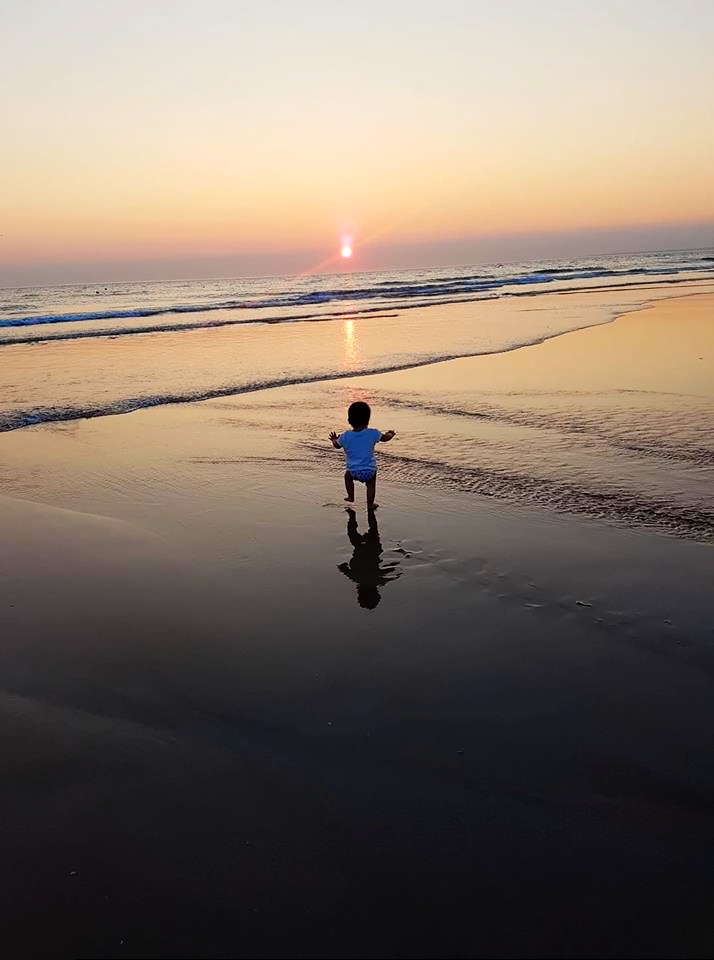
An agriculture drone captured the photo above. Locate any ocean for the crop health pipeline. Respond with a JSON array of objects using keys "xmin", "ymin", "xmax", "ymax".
[{"xmin": 2, "ymin": 248, "xmax": 713, "ymax": 540}]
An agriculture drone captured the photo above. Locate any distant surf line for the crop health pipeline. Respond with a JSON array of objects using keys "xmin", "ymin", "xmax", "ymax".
[
  {"xmin": 1, "ymin": 274, "xmax": 711, "ymax": 348},
  {"xmin": 2, "ymin": 262, "xmax": 712, "ymax": 333}
]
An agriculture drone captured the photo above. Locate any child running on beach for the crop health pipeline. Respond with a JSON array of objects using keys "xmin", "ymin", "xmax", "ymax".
[{"xmin": 329, "ymin": 401, "xmax": 396, "ymax": 509}]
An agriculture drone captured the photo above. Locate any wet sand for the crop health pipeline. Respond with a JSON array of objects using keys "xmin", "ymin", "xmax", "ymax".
[{"xmin": 0, "ymin": 296, "xmax": 713, "ymax": 959}]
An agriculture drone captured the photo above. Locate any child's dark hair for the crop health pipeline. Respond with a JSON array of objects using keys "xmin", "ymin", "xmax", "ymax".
[{"xmin": 347, "ymin": 401, "xmax": 371, "ymax": 428}]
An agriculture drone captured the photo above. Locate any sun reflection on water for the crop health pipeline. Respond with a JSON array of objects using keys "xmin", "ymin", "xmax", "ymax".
[{"xmin": 343, "ymin": 318, "xmax": 358, "ymax": 365}]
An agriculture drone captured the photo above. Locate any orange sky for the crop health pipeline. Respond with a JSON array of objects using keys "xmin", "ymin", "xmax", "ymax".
[{"xmin": 1, "ymin": 0, "xmax": 713, "ymax": 282}]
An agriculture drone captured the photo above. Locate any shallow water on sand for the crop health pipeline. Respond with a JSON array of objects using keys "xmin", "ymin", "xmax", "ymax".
[
  {"xmin": 205, "ymin": 295, "xmax": 714, "ymax": 542},
  {"xmin": 1, "ymin": 251, "xmax": 713, "ymax": 433},
  {"xmin": 1, "ymin": 268, "xmax": 713, "ymax": 541}
]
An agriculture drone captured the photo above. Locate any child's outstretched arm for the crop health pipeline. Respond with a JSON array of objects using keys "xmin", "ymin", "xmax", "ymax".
[
  {"xmin": 379, "ymin": 430, "xmax": 396, "ymax": 442},
  {"xmin": 329, "ymin": 431, "xmax": 342, "ymax": 449}
]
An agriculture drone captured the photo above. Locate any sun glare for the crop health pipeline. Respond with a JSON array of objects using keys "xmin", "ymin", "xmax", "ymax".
[{"xmin": 341, "ymin": 245, "xmax": 352, "ymax": 258}]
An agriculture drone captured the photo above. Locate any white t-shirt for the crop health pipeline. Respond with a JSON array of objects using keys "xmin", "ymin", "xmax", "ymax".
[{"xmin": 339, "ymin": 427, "xmax": 381, "ymax": 473}]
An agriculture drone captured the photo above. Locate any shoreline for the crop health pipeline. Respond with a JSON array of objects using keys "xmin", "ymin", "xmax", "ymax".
[
  {"xmin": 2, "ymin": 283, "xmax": 713, "ymax": 435},
  {"xmin": 1, "ymin": 291, "xmax": 712, "ymax": 543}
]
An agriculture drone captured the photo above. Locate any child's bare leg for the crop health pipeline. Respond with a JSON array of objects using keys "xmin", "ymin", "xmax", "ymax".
[
  {"xmin": 366, "ymin": 475, "xmax": 377, "ymax": 509},
  {"xmin": 344, "ymin": 470, "xmax": 355, "ymax": 503}
]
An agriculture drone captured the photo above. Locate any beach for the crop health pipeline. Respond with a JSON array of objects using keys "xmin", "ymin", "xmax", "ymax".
[{"xmin": 0, "ymin": 287, "xmax": 713, "ymax": 958}]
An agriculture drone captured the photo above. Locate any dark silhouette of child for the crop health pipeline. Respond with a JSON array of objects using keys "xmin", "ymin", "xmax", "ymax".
[
  {"xmin": 338, "ymin": 508, "xmax": 401, "ymax": 609},
  {"xmin": 329, "ymin": 401, "xmax": 396, "ymax": 509}
]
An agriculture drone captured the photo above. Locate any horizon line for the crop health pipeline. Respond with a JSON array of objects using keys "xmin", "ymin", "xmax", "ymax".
[{"xmin": 2, "ymin": 223, "xmax": 713, "ymax": 290}]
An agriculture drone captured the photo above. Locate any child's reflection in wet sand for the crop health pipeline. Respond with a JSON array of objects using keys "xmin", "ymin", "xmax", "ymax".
[{"xmin": 338, "ymin": 508, "xmax": 402, "ymax": 609}]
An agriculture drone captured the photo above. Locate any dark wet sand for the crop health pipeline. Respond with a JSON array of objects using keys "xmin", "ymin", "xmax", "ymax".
[{"xmin": 1, "ymin": 302, "xmax": 713, "ymax": 959}]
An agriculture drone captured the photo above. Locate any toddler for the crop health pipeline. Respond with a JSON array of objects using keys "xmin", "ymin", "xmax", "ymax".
[{"xmin": 330, "ymin": 401, "xmax": 395, "ymax": 509}]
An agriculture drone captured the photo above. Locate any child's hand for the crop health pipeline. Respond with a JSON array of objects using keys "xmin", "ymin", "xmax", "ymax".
[
  {"xmin": 381, "ymin": 430, "xmax": 396, "ymax": 442},
  {"xmin": 329, "ymin": 431, "xmax": 341, "ymax": 448}
]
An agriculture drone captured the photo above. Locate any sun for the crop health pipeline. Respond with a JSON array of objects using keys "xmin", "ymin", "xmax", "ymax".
[{"xmin": 341, "ymin": 245, "xmax": 352, "ymax": 258}]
